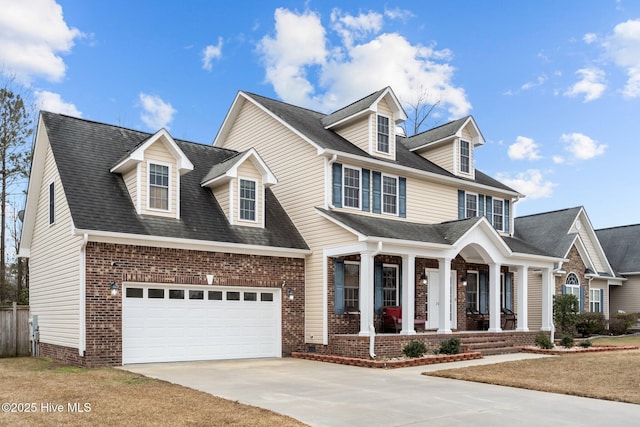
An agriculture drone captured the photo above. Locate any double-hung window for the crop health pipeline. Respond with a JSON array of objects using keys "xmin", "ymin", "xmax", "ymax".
[
  {"xmin": 460, "ymin": 140, "xmax": 470, "ymax": 173},
  {"xmin": 465, "ymin": 271, "xmax": 479, "ymax": 310},
  {"xmin": 377, "ymin": 115, "xmax": 390, "ymax": 153},
  {"xmin": 344, "ymin": 262, "xmax": 360, "ymax": 310},
  {"xmin": 589, "ymin": 289, "xmax": 602, "ymax": 313},
  {"xmin": 382, "ymin": 175, "xmax": 397, "ymax": 214},
  {"xmin": 382, "ymin": 264, "xmax": 399, "ymax": 306},
  {"xmin": 465, "ymin": 193, "xmax": 477, "ymax": 218},
  {"xmin": 343, "ymin": 167, "xmax": 360, "ymax": 208},
  {"xmin": 493, "ymin": 199, "xmax": 504, "ymax": 231},
  {"xmin": 239, "ymin": 179, "xmax": 256, "ymax": 221},
  {"xmin": 149, "ymin": 163, "xmax": 169, "ymax": 210}
]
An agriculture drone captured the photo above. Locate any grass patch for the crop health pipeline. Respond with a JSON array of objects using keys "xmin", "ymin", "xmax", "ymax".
[
  {"xmin": 426, "ymin": 349, "xmax": 640, "ymax": 405},
  {"xmin": 591, "ymin": 334, "xmax": 640, "ymax": 347},
  {"xmin": 0, "ymin": 357, "xmax": 306, "ymax": 426}
]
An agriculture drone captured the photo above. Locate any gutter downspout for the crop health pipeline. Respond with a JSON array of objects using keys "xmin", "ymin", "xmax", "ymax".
[
  {"xmin": 79, "ymin": 233, "xmax": 88, "ymax": 357},
  {"xmin": 369, "ymin": 241, "xmax": 383, "ymax": 359},
  {"xmin": 327, "ymin": 154, "xmax": 338, "ymax": 209}
]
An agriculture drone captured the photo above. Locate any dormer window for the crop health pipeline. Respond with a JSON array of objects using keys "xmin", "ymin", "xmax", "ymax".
[
  {"xmin": 149, "ymin": 163, "xmax": 169, "ymax": 210},
  {"xmin": 377, "ymin": 115, "xmax": 390, "ymax": 153},
  {"xmin": 460, "ymin": 140, "xmax": 470, "ymax": 173},
  {"xmin": 239, "ymin": 178, "xmax": 256, "ymax": 221},
  {"xmin": 343, "ymin": 167, "xmax": 361, "ymax": 208}
]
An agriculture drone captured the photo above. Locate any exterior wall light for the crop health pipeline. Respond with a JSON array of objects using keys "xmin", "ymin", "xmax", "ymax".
[
  {"xmin": 287, "ymin": 288, "xmax": 294, "ymax": 300},
  {"xmin": 419, "ymin": 273, "xmax": 428, "ymax": 285},
  {"xmin": 460, "ymin": 276, "xmax": 468, "ymax": 287},
  {"xmin": 109, "ymin": 281, "xmax": 119, "ymax": 296}
]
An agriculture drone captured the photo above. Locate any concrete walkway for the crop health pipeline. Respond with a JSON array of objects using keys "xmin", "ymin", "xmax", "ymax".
[{"xmin": 124, "ymin": 353, "xmax": 640, "ymax": 426}]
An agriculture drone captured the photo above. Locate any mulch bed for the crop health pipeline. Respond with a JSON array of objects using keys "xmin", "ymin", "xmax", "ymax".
[{"xmin": 291, "ymin": 351, "xmax": 483, "ymax": 369}]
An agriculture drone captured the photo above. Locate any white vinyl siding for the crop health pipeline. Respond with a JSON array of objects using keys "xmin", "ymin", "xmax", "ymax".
[
  {"xmin": 369, "ymin": 100, "xmax": 395, "ymax": 161},
  {"xmin": 334, "ymin": 115, "xmax": 369, "ymax": 153},
  {"xmin": 527, "ymin": 271, "xmax": 543, "ymax": 330},
  {"xmin": 405, "ymin": 179, "xmax": 458, "ymax": 224},
  {"xmin": 123, "ymin": 166, "xmax": 139, "ymax": 213},
  {"xmin": 419, "ymin": 143, "xmax": 454, "ymax": 173},
  {"xmin": 575, "ymin": 220, "xmax": 606, "ymax": 272},
  {"xmin": 589, "ymin": 281, "xmax": 609, "ymax": 319},
  {"xmin": 610, "ymin": 276, "xmax": 640, "ymax": 315},
  {"xmin": 219, "ymin": 99, "xmax": 355, "ymax": 344},
  {"xmin": 29, "ymin": 141, "xmax": 83, "ymax": 349}
]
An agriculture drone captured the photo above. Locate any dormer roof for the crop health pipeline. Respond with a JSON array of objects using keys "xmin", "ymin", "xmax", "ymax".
[
  {"xmin": 200, "ymin": 148, "xmax": 277, "ymax": 188},
  {"xmin": 110, "ymin": 128, "xmax": 194, "ymax": 175},
  {"xmin": 321, "ymin": 86, "xmax": 407, "ymax": 129},
  {"xmin": 403, "ymin": 116, "xmax": 485, "ymax": 152}
]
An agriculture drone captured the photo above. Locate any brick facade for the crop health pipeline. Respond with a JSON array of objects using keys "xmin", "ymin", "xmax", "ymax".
[{"xmin": 46, "ymin": 242, "xmax": 306, "ymax": 367}]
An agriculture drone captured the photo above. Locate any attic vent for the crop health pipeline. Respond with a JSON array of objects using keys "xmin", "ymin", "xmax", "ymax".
[{"xmin": 395, "ymin": 126, "xmax": 406, "ymax": 137}]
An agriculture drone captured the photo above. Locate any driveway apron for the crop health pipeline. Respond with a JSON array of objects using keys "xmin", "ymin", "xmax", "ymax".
[{"xmin": 124, "ymin": 355, "xmax": 640, "ymax": 427}]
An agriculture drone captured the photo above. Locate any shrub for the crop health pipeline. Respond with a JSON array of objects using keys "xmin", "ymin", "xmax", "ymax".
[
  {"xmin": 608, "ymin": 312, "xmax": 638, "ymax": 335},
  {"xmin": 403, "ymin": 340, "xmax": 427, "ymax": 358},
  {"xmin": 436, "ymin": 338, "xmax": 461, "ymax": 355},
  {"xmin": 579, "ymin": 339, "xmax": 592, "ymax": 348},
  {"xmin": 553, "ymin": 294, "xmax": 579, "ymax": 336},
  {"xmin": 559, "ymin": 334, "xmax": 574, "ymax": 347},
  {"xmin": 575, "ymin": 312, "xmax": 606, "ymax": 337},
  {"xmin": 535, "ymin": 331, "xmax": 554, "ymax": 349}
]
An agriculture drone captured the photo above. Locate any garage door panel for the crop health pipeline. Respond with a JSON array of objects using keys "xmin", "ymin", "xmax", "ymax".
[{"xmin": 123, "ymin": 286, "xmax": 281, "ymax": 364}]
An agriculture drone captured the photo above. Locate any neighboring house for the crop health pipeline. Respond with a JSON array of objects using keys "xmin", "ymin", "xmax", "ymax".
[
  {"xmin": 514, "ymin": 207, "xmax": 623, "ymax": 329},
  {"xmin": 19, "ymin": 112, "xmax": 309, "ymax": 367},
  {"xmin": 214, "ymin": 87, "xmax": 563, "ymax": 358},
  {"xmin": 596, "ymin": 224, "xmax": 640, "ymax": 315}
]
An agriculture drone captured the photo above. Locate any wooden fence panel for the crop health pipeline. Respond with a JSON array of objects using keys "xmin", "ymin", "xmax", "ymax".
[{"xmin": 0, "ymin": 303, "xmax": 31, "ymax": 357}]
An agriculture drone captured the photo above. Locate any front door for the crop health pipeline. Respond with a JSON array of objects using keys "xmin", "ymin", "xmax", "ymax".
[{"xmin": 425, "ymin": 269, "xmax": 457, "ymax": 329}]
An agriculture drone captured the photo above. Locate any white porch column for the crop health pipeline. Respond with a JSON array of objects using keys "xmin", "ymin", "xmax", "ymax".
[
  {"xmin": 437, "ymin": 258, "xmax": 452, "ymax": 334},
  {"xmin": 401, "ymin": 255, "xmax": 416, "ymax": 335},
  {"xmin": 488, "ymin": 263, "xmax": 502, "ymax": 332},
  {"xmin": 358, "ymin": 251, "xmax": 375, "ymax": 336},
  {"xmin": 541, "ymin": 267, "xmax": 553, "ymax": 331},
  {"xmin": 516, "ymin": 265, "xmax": 529, "ymax": 331}
]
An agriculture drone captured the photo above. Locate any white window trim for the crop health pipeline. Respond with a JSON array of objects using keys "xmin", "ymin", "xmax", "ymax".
[
  {"xmin": 493, "ymin": 199, "xmax": 505, "ymax": 232},
  {"xmin": 589, "ymin": 288, "xmax": 602, "ymax": 313},
  {"xmin": 466, "ymin": 270, "xmax": 479, "ymax": 311},
  {"xmin": 376, "ymin": 114, "xmax": 391, "ymax": 155},
  {"xmin": 465, "ymin": 192, "xmax": 478, "ymax": 218},
  {"xmin": 381, "ymin": 173, "xmax": 398, "ymax": 216},
  {"xmin": 460, "ymin": 139, "xmax": 471, "ymax": 174},
  {"xmin": 342, "ymin": 166, "xmax": 362, "ymax": 210},
  {"xmin": 147, "ymin": 160, "xmax": 172, "ymax": 212},
  {"xmin": 382, "ymin": 263, "xmax": 399, "ymax": 306},
  {"xmin": 48, "ymin": 180, "xmax": 55, "ymax": 226},
  {"xmin": 238, "ymin": 177, "xmax": 258, "ymax": 223},
  {"xmin": 344, "ymin": 260, "xmax": 360, "ymax": 309}
]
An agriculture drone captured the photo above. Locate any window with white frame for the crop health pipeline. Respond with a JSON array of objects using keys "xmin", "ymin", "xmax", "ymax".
[
  {"xmin": 377, "ymin": 115, "xmax": 390, "ymax": 153},
  {"xmin": 382, "ymin": 264, "xmax": 398, "ymax": 306},
  {"xmin": 460, "ymin": 140, "xmax": 470, "ymax": 173},
  {"xmin": 590, "ymin": 288, "xmax": 602, "ymax": 313},
  {"xmin": 382, "ymin": 175, "xmax": 398, "ymax": 214},
  {"xmin": 465, "ymin": 193, "xmax": 478, "ymax": 218},
  {"xmin": 344, "ymin": 262, "xmax": 360, "ymax": 310},
  {"xmin": 465, "ymin": 271, "xmax": 479, "ymax": 310},
  {"xmin": 239, "ymin": 179, "xmax": 256, "ymax": 221},
  {"xmin": 493, "ymin": 199, "xmax": 504, "ymax": 231},
  {"xmin": 343, "ymin": 167, "xmax": 360, "ymax": 208},
  {"xmin": 149, "ymin": 163, "xmax": 169, "ymax": 210},
  {"xmin": 565, "ymin": 273, "xmax": 580, "ymax": 299}
]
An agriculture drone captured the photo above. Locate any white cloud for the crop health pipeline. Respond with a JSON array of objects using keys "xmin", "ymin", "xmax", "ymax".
[
  {"xmin": 601, "ymin": 19, "xmax": 640, "ymax": 98},
  {"xmin": 552, "ymin": 155, "xmax": 565, "ymax": 164},
  {"xmin": 521, "ymin": 74, "xmax": 547, "ymax": 91},
  {"xmin": 258, "ymin": 7, "xmax": 471, "ymax": 118},
  {"xmin": 564, "ymin": 68, "xmax": 606, "ymax": 102},
  {"xmin": 508, "ymin": 136, "xmax": 542, "ymax": 160},
  {"xmin": 138, "ymin": 93, "xmax": 176, "ymax": 130},
  {"xmin": 560, "ymin": 132, "xmax": 607, "ymax": 160},
  {"xmin": 583, "ymin": 33, "xmax": 598, "ymax": 44},
  {"xmin": 35, "ymin": 90, "xmax": 82, "ymax": 117},
  {"xmin": 202, "ymin": 37, "xmax": 223, "ymax": 71},
  {"xmin": 496, "ymin": 170, "xmax": 556, "ymax": 200},
  {"xmin": 0, "ymin": 0, "xmax": 83, "ymax": 82},
  {"xmin": 384, "ymin": 8, "xmax": 414, "ymax": 21}
]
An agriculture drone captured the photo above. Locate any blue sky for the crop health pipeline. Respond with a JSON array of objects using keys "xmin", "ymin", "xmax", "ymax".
[{"xmin": 2, "ymin": 0, "xmax": 640, "ymax": 229}]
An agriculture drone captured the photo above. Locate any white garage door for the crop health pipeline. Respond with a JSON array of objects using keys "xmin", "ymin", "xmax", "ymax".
[{"xmin": 122, "ymin": 285, "xmax": 281, "ymax": 364}]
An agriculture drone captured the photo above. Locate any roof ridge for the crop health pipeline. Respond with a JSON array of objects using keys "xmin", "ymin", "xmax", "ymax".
[
  {"xmin": 406, "ymin": 115, "xmax": 470, "ymax": 139},
  {"xmin": 515, "ymin": 206, "xmax": 583, "ymax": 220},
  {"xmin": 242, "ymin": 91, "xmax": 327, "ymax": 116},
  {"xmin": 596, "ymin": 223, "xmax": 640, "ymax": 231},
  {"xmin": 324, "ymin": 87, "xmax": 387, "ymax": 116}
]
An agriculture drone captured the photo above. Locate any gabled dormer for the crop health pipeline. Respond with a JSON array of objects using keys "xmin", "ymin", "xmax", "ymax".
[
  {"xmin": 322, "ymin": 87, "xmax": 407, "ymax": 162},
  {"xmin": 201, "ymin": 148, "xmax": 277, "ymax": 228},
  {"xmin": 402, "ymin": 116, "xmax": 484, "ymax": 179},
  {"xmin": 110, "ymin": 129, "xmax": 194, "ymax": 219}
]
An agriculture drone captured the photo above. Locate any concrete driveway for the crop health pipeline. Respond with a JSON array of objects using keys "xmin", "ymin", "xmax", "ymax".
[{"xmin": 124, "ymin": 354, "xmax": 640, "ymax": 426}]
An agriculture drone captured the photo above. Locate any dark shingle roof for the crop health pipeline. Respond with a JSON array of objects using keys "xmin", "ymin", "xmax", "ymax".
[
  {"xmin": 244, "ymin": 92, "xmax": 516, "ymax": 193},
  {"xmin": 401, "ymin": 116, "xmax": 470, "ymax": 150},
  {"xmin": 596, "ymin": 224, "xmax": 640, "ymax": 274},
  {"xmin": 501, "ymin": 236, "xmax": 554, "ymax": 257},
  {"xmin": 514, "ymin": 207, "xmax": 582, "ymax": 257},
  {"xmin": 321, "ymin": 87, "xmax": 388, "ymax": 127},
  {"xmin": 41, "ymin": 112, "xmax": 308, "ymax": 250}
]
